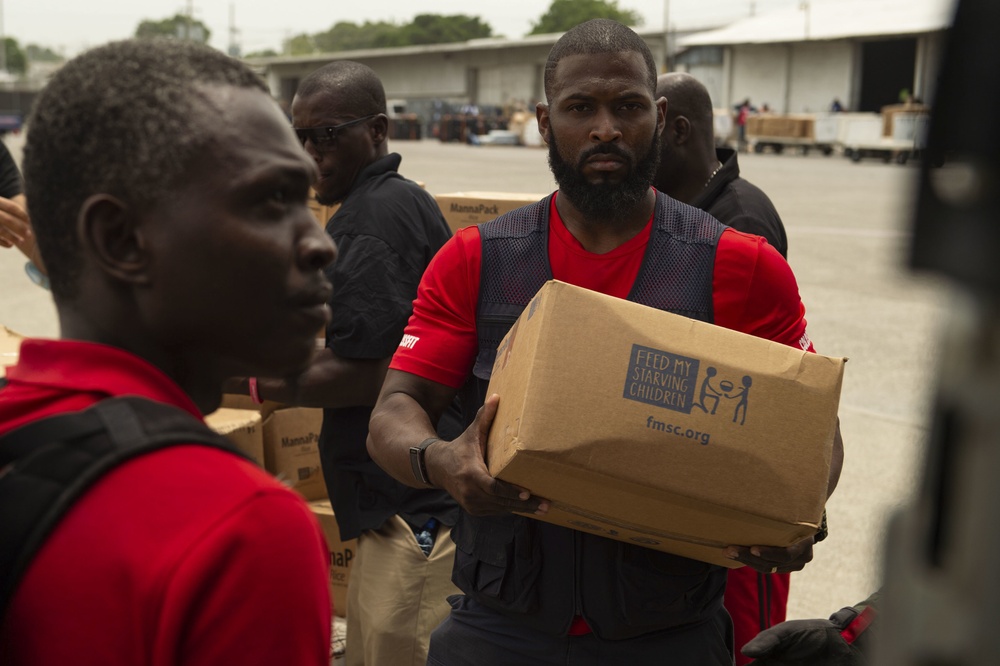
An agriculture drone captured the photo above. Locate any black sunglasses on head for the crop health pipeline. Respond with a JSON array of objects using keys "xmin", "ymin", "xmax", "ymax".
[{"xmin": 293, "ymin": 114, "xmax": 378, "ymax": 149}]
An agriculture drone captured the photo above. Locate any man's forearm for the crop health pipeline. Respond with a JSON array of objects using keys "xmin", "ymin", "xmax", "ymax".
[{"xmin": 367, "ymin": 390, "xmax": 441, "ymax": 488}]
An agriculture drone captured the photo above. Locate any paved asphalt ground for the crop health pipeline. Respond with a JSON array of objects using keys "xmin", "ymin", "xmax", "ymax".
[{"xmin": 0, "ymin": 132, "xmax": 951, "ymax": 622}]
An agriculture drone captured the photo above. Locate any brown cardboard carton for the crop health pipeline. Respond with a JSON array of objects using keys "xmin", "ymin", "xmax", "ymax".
[
  {"xmin": 0, "ymin": 325, "xmax": 24, "ymax": 378},
  {"xmin": 204, "ymin": 407, "xmax": 265, "ymax": 467},
  {"xmin": 310, "ymin": 500, "xmax": 357, "ymax": 618},
  {"xmin": 433, "ymin": 191, "xmax": 548, "ymax": 233},
  {"xmin": 485, "ymin": 280, "xmax": 845, "ymax": 568},
  {"xmin": 262, "ymin": 407, "xmax": 328, "ymax": 502}
]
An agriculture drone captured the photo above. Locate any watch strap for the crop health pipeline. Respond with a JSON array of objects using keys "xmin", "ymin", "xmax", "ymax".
[{"xmin": 409, "ymin": 437, "xmax": 441, "ymax": 486}]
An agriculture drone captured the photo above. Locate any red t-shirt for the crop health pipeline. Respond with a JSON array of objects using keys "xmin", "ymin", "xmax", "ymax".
[
  {"xmin": 391, "ymin": 194, "xmax": 813, "ymax": 387},
  {"xmin": 0, "ymin": 340, "xmax": 331, "ymax": 666}
]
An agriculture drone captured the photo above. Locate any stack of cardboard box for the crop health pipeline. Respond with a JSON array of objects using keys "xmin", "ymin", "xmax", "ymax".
[{"xmin": 214, "ymin": 393, "xmax": 328, "ymax": 502}]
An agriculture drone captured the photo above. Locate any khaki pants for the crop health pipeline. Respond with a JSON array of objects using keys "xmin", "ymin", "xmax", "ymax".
[{"xmin": 345, "ymin": 515, "xmax": 458, "ymax": 666}]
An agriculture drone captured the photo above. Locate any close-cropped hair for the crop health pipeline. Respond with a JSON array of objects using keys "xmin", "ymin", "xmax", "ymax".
[
  {"xmin": 23, "ymin": 39, "xmax": 269, "ymax": 300},
  {"xmin": 543, "ymin": 18, "xmax": 658, "ymax": 101},
  {"xmin": 295, "ymin": 60, "xmax": 387, "ymax": 116}
]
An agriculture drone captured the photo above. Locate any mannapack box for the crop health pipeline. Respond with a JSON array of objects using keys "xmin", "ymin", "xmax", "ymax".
[
  {"xmin": 485, "ymin": 280, "xmax": 846, "ymax": 568},
  {"xmin": 203, "ymin": 407, "xmax": 265, "ymax": 467},
  {"xmin": 310, "ymin": 500, "xmax": 357, "ymax": 619},
  {"xmin": 433, "ymin": 191, "xmax": 548, "ymax": 233}
]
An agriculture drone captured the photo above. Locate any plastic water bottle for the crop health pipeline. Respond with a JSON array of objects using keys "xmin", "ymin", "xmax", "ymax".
[{"xmin": 415, "ymin": 518, "xmax": 437, "ymax": 557}]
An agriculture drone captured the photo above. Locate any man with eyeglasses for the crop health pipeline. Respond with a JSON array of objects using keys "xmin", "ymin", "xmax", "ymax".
[{"xmin": 241, "ymin": 60, "xmax": 459, "ymax": 666}]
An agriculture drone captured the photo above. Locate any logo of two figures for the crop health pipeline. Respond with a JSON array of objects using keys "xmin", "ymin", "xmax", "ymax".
[{"xmin": 693, "ymin": 367, "xmax": 751, "ymax": 425}]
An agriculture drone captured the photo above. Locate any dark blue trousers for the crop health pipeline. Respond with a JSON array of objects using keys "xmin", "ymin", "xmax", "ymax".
[{"xmin": 427, "ymin": 595, "xmax": 734, "ymax": 666}]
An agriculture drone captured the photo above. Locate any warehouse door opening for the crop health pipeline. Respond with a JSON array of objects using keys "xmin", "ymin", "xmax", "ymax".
[{"xmin": 859, "ymin": 38, "xmax": 917, "ymax": 112}]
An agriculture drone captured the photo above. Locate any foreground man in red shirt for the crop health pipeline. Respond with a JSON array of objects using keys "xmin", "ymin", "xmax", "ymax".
[
  {"xmin": 0, "ymin": 40, "xmax": 336, "ymax": 664},
  {"xmin": 368, "ymin": 19, "xmax": 843, "ymax": 665}
]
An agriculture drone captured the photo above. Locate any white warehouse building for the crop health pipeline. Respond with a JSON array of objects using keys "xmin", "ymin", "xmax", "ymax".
[
  {"xmin": 250, "ymin": 0, "xmax": 955, "ymax": 122},
  {"xmin": 676, "ymin": 0, "xmax": 956, "ymax": 113}
]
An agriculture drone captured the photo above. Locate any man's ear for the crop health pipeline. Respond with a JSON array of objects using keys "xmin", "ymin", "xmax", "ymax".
[
  {"xmin": 78, "ymin": 194, "xmax": 151, "ymax": 286},
  {"xmin": 672, "ymin": 116, "xmax": 692, "ymax": 146},
  {"xmin": 370, "ymin": 113, "xmax": 389, "ymax": 148},
  {"xmin": 536, "ymin": 102, "xmax": 551, "ymax": 145},
  {"xmin": 656, "ymin": 96, "xmax": 668, "ymax": 136}
]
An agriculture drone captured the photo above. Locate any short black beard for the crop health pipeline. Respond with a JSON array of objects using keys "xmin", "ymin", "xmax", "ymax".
[{"xmin": 548, "ymin": 131, "xmax": 661, "ymax": 223}]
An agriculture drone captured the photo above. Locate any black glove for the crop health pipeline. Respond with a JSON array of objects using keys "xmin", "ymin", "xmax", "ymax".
[{"xmin": 741, "ymin": 617, "xmax": 863, "ymax": 666}]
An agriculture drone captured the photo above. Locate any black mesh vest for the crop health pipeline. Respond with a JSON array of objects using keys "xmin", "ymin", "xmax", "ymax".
[{"xmin": 453, "ymin": 192, "xmax": 732, "ymax": 641}]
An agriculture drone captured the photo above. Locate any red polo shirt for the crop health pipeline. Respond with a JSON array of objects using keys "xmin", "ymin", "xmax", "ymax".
[{"xmin": 0, "ymin": 339, "xmax": 331, "ymax": 666}]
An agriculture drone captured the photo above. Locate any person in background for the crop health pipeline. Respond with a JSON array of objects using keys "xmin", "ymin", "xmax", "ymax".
[
  {"xmin": 736, "ymin": 98, "xmax": 753, "ymax": 152},
  {"xmin": 655, "ymin": 72, "xmax": 787, "ymax": 258},
  {"xmin": 0, "ymin": 141, "xmax": 47, "ymax": 287},
  {"xmin": 654, "ymin": 70, "xmax": 796, "ymax": 665},
  {"xmin": 0, "ymin": 39, "xmax": 334, "ymax": 665},
  {"xmin": 236, "ymin": 60, "xmax": 460, "ymax": 666},
  {"xmin": 367, "ymin": 19, "xmax": 842, "ymax": 665}
]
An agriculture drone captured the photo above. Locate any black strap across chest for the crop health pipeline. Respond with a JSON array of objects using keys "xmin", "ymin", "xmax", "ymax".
[{"xmin": 0, "ymin": 395, "xmax": 249, "ymax": 621}]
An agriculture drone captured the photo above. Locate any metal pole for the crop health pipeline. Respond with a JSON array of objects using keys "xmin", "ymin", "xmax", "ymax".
[
  {"xmin": 0, "ymin": 0, "xmax": 7, "ymax": 74},
  {"xmin": 663, "ymin": 0, "xmax": 671, "ymax": 73}
]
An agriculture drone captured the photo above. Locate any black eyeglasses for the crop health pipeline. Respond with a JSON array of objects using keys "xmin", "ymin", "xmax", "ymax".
[{"xmin": 293, "ymin": 114, "xmax": 378, "ymax": 150}]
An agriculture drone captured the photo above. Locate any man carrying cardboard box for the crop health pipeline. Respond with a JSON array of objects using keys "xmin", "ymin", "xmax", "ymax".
[
  {"xmin": 368, "ymin": 19, "xmax": 843, "ymax": 665},
  {"xmin": 236, "ymin": 61, "xmax": 460, "ymax": 666},
  {"xmin": 0, "ymin": 40, "xmax": 334, "ymax": 663},
  {"xmin": 654, "ymin": 71, "xmax": 794, "ymax": 664}
]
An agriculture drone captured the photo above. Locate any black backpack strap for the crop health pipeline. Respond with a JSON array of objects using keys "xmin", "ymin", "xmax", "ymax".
[{"xmin": 0, "ymin": 396, "xmax": 250, "ymax": 620}]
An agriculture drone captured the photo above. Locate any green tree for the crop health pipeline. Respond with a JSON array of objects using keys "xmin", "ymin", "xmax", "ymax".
[
  {"xmin": 1, "ymin": 38, "xmax": 27, "ymax": 75},
  {"xmin": 312, "ymin": 21, "xmax": 403, "ymax": 53},
  {"xmin": 135, "ymin": 14, "xmax": 211, "ymax": 44},
  {"xmin": 279, "ymin": 14, "xmax": 493, "ymax": 55},
  {"xmin": 26, "ymin": 44, "xmax": 64, "ymax": 63},
  {"xmin": 283, "ymin": 33, "xmax": 318, "ymax": 56},
  {"xmin": 399, "ymin": 14, "xmax": 492, "ymax": 45},
  {"xmin": 529, "ymin": 0, "xmax": 643, "ymax": 35}
]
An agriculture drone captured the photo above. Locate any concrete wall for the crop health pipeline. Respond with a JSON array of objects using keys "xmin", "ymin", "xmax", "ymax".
[
  {"xmin": 729, "ymin": 44, "xmax": 792, "ymax": 113},
  {"xmin": 787, "ymin": 41, "xmax": 854, "ymax": 112}
]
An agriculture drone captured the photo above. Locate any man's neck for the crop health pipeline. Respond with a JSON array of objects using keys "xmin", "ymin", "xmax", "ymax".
[
  {"xmin": 666, "ymin": 152, "xmax": 720, "ymax": 206},
  {"xmin": 556, "ymin": 187, "xmax": 656, "ymax": 254}
]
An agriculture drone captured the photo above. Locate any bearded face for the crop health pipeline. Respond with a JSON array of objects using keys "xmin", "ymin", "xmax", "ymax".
[{"xmin": 547, "ymin": 127, "xmax": 661, "ymax": 223}]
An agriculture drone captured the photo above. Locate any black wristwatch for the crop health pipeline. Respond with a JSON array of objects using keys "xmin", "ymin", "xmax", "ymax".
[{"xmin": 409, "ymin": 437, "xmax": 441, "ymax": 486}]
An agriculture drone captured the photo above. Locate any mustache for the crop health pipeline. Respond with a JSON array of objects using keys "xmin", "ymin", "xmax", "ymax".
[{"xmin": 578, "ymin": 143, "xmax": 631, "ymax": 164}]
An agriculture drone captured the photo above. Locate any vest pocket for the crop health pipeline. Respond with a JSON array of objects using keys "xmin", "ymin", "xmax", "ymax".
[
  {"xmin": 613, "ymin": 542, "xmax": 726, "ymax": 629},
  {"xmin": 452, "ymin": 513, "xmax": 542, "ymax": 614}
]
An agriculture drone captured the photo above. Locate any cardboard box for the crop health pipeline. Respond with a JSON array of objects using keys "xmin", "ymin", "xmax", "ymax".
[
  {"xmin": 203, "ymin": 407, "xmax": 265, "ymax": 466},
  {"xmin": 310, "ymin": 500, "xmax": 357, "ymax": 619},
  {"xmin": 262, "ymin": 407, "xmax": 328, "ymax": 502},
  {"xmin": 433, "ymin": 191, "xmax": 548, "ymax": 233},
  {"xmin": 485, "ymin": 280, "xmax": 845, "ymax": 568},
  {"xmin": 0, "ymin": 325, "xmax": 24, "ymax": 378}
]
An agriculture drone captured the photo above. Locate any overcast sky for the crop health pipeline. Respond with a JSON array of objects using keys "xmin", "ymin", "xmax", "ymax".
[{"xmin": 7, "ymin": 0, "xmax": 806, "ymax": 57}]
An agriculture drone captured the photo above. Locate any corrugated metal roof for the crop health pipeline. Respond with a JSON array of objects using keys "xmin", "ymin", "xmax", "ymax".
[{"xmin": 680, "ymin": 0, "xmax": 956, "ymax": 46}]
